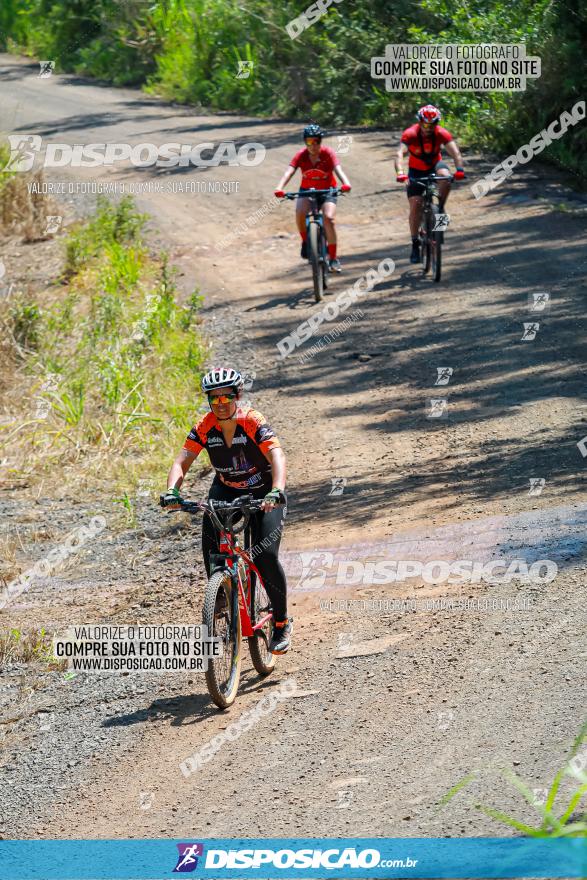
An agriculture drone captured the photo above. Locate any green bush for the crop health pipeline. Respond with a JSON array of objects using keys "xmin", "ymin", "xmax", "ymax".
[
  {"xmin": 2, "ymin": 196, "xmax": 206, "ymax": 487},
  {"xmin": 9, "ymin": 299, "xmax": 41, "ymax": 350},
  {"xmin": 2, "ymin": 1, "xmax": 584, "ymax": 174}
]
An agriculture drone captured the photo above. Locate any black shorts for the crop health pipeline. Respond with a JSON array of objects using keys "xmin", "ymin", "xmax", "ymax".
[
  {"xmin": 298, "ymin": 187, "xmax": 338, "ymax": 208},
  {"xmin": 407, "ymin": 161, "xmax": 450, "ymax": 198}
]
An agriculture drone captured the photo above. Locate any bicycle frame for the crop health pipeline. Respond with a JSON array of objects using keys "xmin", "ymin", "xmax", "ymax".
[
  {"xmin": 216, "ymin": 527, "xmax": 271, "ymax": 639},
  {"xmin": 176, "ymin": 497, "xmax": 273, "ymax": 639},
  {"xmin": 283, "ymin": 187, "xmax": 342, "ymax": 237},
  {"xmin": 303, "ymin": 193, "xmax": 325, "ymax": 236},
  {"xmin": 411, "ymin": 173, "xmax": 454, "ymax": 209}
]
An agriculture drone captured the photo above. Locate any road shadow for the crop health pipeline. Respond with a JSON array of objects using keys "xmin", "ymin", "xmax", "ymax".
[
  {"xmin": 102, "ymin": 692, "xmax": 213, "ymax": 728},
  {"xmin": 248, "ymin": 191, "xmax": 586, "ymax": 533}
]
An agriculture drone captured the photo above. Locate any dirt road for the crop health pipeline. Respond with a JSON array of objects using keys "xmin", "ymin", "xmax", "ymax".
[{"xmin": 1, "ymin": 55, "xmax": 586, "ymax": 840}]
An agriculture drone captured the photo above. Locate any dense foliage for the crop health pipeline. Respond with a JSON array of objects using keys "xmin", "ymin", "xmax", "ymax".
[{"xmin": 1, "ymin": 0, "xmax": 585, "ymax": 171}]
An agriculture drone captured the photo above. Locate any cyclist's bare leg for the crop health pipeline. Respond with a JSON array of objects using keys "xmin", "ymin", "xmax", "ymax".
[
  {"xmin": 436, "ymin": 168, "xmax": 451, "ymax": 207},
  {"xmin": 409, "ymin": 195, "xmax": 424, "ymax": 238},
  {"xmin": 322, "ymin": 202, "xmax": 337, "ymax": 246},
  {"xmin": 322, "ymin": 202, "xmax": 340, "ymax": 267},
  {"xmin": 295, "ymin": 197, "xmax": 310, "ymax": 238}
]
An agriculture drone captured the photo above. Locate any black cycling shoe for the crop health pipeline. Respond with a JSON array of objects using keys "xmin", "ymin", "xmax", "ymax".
[
  {"xmin": 329, "ymin": 258, "xmax": 342, "ymax": 273},
  {"xmin": 269, "ymin": 617, "xmax": 294, "ymax": 655},
  {"xmin": 410, "ymin": 241, "xmax": 421, "ymax": 264},
  {"xmin": 300, "ymin": 241, "xmax": 308, "ymax": 259}
]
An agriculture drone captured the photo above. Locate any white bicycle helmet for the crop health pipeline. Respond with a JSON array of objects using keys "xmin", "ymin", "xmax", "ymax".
[{"xmin": 201, "ymin": 367, "xmax": 244, "ymax": 393}]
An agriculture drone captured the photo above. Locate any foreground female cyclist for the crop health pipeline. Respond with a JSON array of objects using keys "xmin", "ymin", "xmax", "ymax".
[{"xmin": 161, "ymin": 367, "xmax": 293, "ymax": 655}]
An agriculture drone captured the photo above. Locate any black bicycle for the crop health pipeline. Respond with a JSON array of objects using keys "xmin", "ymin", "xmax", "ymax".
[
  {"xmin": 411, "ymin": 173, "xmax": 454, "ymax": 283},
  {"xmin": 161, "ymin": 494, "xmax": 280, "ymax": 709},
  {"xmin": 283, "ymin": 187, "xmax": 343, "ymax": 302}
]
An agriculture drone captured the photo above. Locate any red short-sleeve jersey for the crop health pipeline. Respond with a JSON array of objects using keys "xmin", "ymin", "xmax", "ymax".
[
  {"xmin": 289, "ymin": 145, "xmax": 338, "ymax": 189},
  {"xmin": 401, "ymin": 124, "xmax": 453, "ymax": 171}
]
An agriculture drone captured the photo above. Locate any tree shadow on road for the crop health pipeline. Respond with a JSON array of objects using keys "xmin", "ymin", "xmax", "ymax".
[{"xmin": 250, "ymin": 199, "xmax": 587, "ymax": 535}]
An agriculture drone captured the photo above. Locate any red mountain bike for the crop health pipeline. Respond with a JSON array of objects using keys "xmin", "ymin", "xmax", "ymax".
[{"xmin": 168, "ymin": 495, "xmax": 279, "ymax": 709}]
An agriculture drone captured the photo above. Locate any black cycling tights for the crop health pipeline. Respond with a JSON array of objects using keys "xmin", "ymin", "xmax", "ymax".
[{"xmin": 201, "ymin": 478, "xmax": 289, "ymax": 622}]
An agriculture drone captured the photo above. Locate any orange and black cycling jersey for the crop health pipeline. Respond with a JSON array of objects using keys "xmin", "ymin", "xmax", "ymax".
[{"xmin": 183, "ymin": 407, "xmax": 281, "ymax": 491}]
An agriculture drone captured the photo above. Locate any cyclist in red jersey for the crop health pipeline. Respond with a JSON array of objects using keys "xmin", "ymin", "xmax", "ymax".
[
  {"xmin": 395, "ymin": 105, "xmax": 465, "ymax": 263},
  {"xmin": 160, "ymin": 367, "xmax": 293, "ymax": 655},
  {"xmin": 274, "ymin": 124, "xmax": 351, "ymax": 273}
]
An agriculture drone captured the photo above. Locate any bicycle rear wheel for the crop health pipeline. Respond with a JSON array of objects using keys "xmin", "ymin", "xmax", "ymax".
[
  {"xmin": 248, "ymin": 571, "xmax": 276, "ymax": 676},
  {"xmin": 203, "ymin": 570, "xmax": 241, "ymax": 709},
  {"xmin": 308, "ymin": 221, "xmax": 324, "ymax": 302}
]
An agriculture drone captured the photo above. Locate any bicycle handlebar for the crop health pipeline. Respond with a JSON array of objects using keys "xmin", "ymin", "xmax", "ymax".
[
  {"xmin": 282, "ymin": 187, "xmax": 345, "ymax": 200},
  {"xmin": 400, "ymin": 173, "xmax": 455, "ymax": 185},
  {"xmin": 161, "ymin": 494, "xmax": 281, "ymax": 535},
  {"xmin": 178, "ymin": 496, "xmax": 265, "ymax": 515}
]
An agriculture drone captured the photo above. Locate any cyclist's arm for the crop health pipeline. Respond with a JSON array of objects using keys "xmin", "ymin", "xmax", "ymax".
[
  {"xmin": 444, "ymin": 140, "xmax": 464, "ymax": 169},
  {"xmin": 276, "ymin": 165, "xmax": 296, "ymax": 191},
  {"xmin": 333, "ymin": 164, "xmax": 350, "ymax": 188},
  {"xmin": 266, "ymin": 446, "xmax": 286, "ymax": 492},
  {"xmin": 167, "ymin": 448, "xmax": 198, "ymax": 491},
  {"xmin": 394, "ymin": 143, "xmax": 409, "ymax": 175}
]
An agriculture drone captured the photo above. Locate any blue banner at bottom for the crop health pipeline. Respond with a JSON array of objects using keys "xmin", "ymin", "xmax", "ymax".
[{"xmin": 0, "ymin": 838, "xmax": 585, "ymax": 879}]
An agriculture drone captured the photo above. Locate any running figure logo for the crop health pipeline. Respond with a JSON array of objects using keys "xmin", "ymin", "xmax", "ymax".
[
  {"xmin": 45, "ymin": 215, "xmax": 63, "ymax": 234},
  {"xmin": 242, "ymin": 370, "xmax": 256, "ymax": 390},
  {"xmin": 2, "ymin": 135, "xmax": 42, "ymax": 173},
  {"xmin": 529, "ymin": 292, "xmax": 550, "ymax": 312},
  {"xmin": 434, "ymin": 367, "xmax": 453, "ymax": 386},
  {"xmin": 521, "ymin": 322, "xmax": 539, "ymax": 341},
  {"xmin": 528, "ymin": 478, "xmax": 545, "ymax": 497},
  {"xmin": 329, "ymin": 477, "xmax": 347, "ymax": 496},
  {"xmin": 432, "ymin": 213, "xmax": 450, "ymax": 231},
  {"xmin": 173, "ymin": 843, "xmax": 204, "ymax": 873},
  {"xmin": 39, "ymin": 60, "xmax": 55, "ymax": 78},
  {"xmin": 336, "ymin": 135, "xmax": 353, "ymax": 155},
  {"xmin": 295, "ymin": 551, "xmax": 334, "ymax": 590},
  {"xmin": 427, "ymin": 398, "xmax": 448, "ymax": 419},
  {"xmin": 236, "ymin": 60, "xmax": 253, "ymax": 79}
]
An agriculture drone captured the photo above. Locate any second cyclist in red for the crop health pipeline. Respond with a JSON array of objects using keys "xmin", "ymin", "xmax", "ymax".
[{"xmin": 395, "ymin": 105, "xmax": 465, "ymax": 264}]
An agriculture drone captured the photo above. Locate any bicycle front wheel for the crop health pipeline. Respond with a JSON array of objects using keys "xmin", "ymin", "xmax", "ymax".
[
  {"xmin": 203, "ymin": 570, "xmax": 241, "ymax": 709},
  {"xmin": 321, "ymin": 233, "xmax": 329, "ymax": 291},
  {"xmin": 430, "ymin": 206, "xmax": 442, "ymax": 283},
  {"xmin": 422, "ymin": 214, "xmax": 432, "ymax": 275},
  {"xmin": 308, "ymin": 221, "xmax": 324, "ymax": 302},
  {"xmin": 248, "ymin": 572, "xmax": 276, "ymax": 676}
]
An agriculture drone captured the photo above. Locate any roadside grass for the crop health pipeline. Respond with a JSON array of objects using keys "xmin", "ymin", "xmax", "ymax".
[
  {"xmin": 0, "ymin": 626, "xmax": 63, "ymax": 670},
  {"xmin": 439, "ymin": 722, "xmax": 587, "ymax": 837},
  {"xmin": 0, "ymin": 142, "xmax": 60, "ymax": 240},
  {"xmin": 0, "ymin": 194, "xmax": 209, "ymax": 498},
  {"xmin": 112, "ymin": 491, "xmax": 138, "ymax": 528}
]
